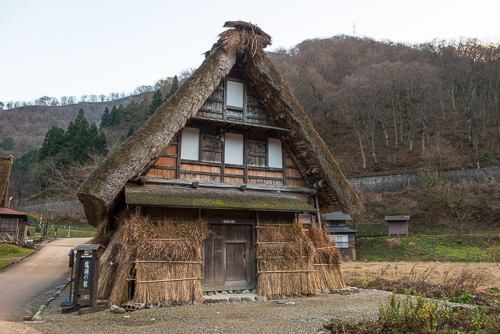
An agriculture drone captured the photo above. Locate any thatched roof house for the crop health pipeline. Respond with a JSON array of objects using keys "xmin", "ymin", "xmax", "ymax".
[{"xmin": 79, "ymin": 21, "xmax": 360, "ymax": 304}]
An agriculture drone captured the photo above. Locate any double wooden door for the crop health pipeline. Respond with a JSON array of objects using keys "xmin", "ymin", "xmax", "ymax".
[{"xmin": 202, "ymin": 224, "xmax": 255, "ymax": 290}]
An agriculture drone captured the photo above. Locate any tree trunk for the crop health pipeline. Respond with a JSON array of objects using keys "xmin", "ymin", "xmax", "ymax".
[{"xmin": 354, "ymin": 127, "xmax": 367, "ymax": 170}]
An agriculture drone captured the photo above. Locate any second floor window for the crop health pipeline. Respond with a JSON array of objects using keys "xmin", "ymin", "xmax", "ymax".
[
  {"xmin": 225, "ymin": 133, "xmax": 244, "ymax": 165},
  {"xmin": 180, "ymin": 127, "xmax": 200, "ymax": 160},
  {"xmin": 226, "ymin": 81, "xmax": 244, "ymax": 108}
]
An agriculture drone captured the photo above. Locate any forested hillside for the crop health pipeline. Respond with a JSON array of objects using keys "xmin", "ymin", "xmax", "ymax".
[
  {"xmin": 2, "ymin": 36, "xmax": 499, "ymax": 202},
  {"xmin": 0, "ymin": 97, "xmax": 137, "ymax": 159},
  {"xmin": 268, "ymin": 36, "xmax": 500, "ymax": 176}
]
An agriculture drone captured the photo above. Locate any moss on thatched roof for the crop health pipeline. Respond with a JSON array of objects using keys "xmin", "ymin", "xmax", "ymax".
[
  {"xmin": 78, "ymin": 21, "xmax": 360, "ymax": 227},
  {"xmin": 0, "ymin": 155, "xmax": 13, "ymax": 208},
  {"xmin": 125, "ymin": 185, "xmax": 316, "ymax": 213}
]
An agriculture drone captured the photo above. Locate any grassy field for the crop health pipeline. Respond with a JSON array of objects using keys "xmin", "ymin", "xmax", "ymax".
[
  {"xmin": 342, "ymin": 261, "xmax": 500, "ymax": 293},
  {"xmin": 356, "ymin": 233, "xmax": 500, "ymax": 262},
  {"xmin": 27, "ymin": 225, "xmax": 96, "ymax": 241},
  {"xmin": 0, "ymin": 244, "xmax": 34, "ymax": 270}
]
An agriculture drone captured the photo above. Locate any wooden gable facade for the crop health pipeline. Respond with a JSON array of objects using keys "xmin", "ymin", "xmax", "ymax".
[{"xmin": 79, "ymin": 21, "xmax": 360, "ymax": 300}]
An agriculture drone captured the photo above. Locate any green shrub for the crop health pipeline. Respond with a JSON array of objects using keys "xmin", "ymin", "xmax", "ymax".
[
  {"xmin": 323, "ymin": 294, "xmax": 499, "ymax": 333},
  {"xmin": 458, "ymin": 293, "xmax": 474, "ymax": 304}
]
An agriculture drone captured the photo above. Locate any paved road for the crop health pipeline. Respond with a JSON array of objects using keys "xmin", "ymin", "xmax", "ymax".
[{"xmin": 0, "ymin": 238, "xmax": 91, "ymax": 322}]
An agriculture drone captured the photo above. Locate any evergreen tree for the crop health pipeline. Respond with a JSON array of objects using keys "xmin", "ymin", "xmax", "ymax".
[
  {"xmin": 165, "ymin": 75, "xmax": 179, "ymax": 100},
  {"xmin": 38, "ymin": 126, "xmax": 66, "ymax": 161},
  {"xmin": 148, "ymin": 89, "xmax": 163, "ymax": 114},
  {"xmin": 89, "ymin": 123, "xmax": 107, "ymax": 155},
  {"xmin": 110, "ymin": 105, "xmax": 120, "ymax": 126},
  {"xmin": 69, "ymin": 109, "xmax": 90, "ymax": 163},
  {"xmin": 100, "ymin": 106, "xmax": 110, "ymax": 128},
  {"xmin": 126, "ymin": 125, "xmax": 134, "ymax": 138}
]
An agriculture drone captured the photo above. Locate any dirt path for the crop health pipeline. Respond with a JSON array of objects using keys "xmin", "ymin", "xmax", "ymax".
[
  {"xmin": 28, "ymin": 289, "xmax": 391, "ymax": 334},
  {"xmin": 0, "ymin": 238, "xmax": 91, "ymax": 321}
]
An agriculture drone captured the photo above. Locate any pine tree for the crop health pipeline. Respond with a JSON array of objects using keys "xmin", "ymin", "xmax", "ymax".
[
  {"xmin": 38, "ymin": 126, "xmax": 66, "ymax": 161},
  {"xmin": 110, "ymin": 105, "xmax": 120, "ymax": 126},
  {"xmin": 70, "ymin": 109, "xmax": 90, "ymax": 163},
  {"xmin": 165, "ymin": 75, "xmax": 179, "ymax": 100},
  {"xmin": 89, "ymin": 124, "xmax": 107, "ymax": 155},
  {"xmin": 126, "ymin": 125, "xmax": 134, "ymax": 138},
  {"xmin": 148, "ymin": 89, "xmax": 163, "ymax": 114},
  {"xmin": 100, "ymin": 106, "xmax": 110, "ymax": 128}
]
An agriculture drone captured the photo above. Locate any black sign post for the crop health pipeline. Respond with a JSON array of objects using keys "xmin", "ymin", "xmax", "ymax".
[{"xmin": 62, "ymin": 244, "xmax": 106, "ymax": 315}]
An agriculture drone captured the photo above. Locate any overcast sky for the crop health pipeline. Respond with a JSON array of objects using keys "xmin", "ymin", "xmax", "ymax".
[{"xmin": 1, "ymin": 0, "xmax": 499, "ymax": 103}]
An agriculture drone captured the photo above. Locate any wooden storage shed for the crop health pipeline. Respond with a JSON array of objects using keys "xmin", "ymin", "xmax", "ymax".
[
  {"xmin": 0, "ymin": 155, "xmax": 29, "ymax": 244},
  {"xmin": 78, "ymin": 21, "xmax": 360, "ymax": 304},
  {"xmin": 0, "ymin": 208, "xmax": 29, "ymax": 244},
  {"xmin": 323, "ymin": 212, "xmax": 357, "ymax": 261},
  {"xmin": 385, "ymin": 216, "xmax": 410, "ymax": 236}
]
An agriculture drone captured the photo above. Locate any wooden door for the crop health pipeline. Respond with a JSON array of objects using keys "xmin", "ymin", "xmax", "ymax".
[{"xmin": 202, "ymin": 224, "xmax": 254, "ymax": 290}]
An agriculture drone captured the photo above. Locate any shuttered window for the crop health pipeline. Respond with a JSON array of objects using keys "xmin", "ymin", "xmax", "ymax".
[
  {"xmin": 180, "ymin": 127, "xmax": 200, "ymax": 160},
  {"xmin": 226, "ymin": 81, "xmax": 244, "ymax": 108},
  {"xmin": 225, "ymin": 133, "xmax": 244, "ymax": 165},
  {"xmin": 267, "ymin": 138, "xmax": 283, "ymax": 168}
]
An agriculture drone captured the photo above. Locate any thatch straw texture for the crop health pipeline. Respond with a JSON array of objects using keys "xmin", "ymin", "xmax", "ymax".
[
  {"xmin": 256, "ymin": 223, "xmax": 318, "ymax": 299},
  {"xmin": 308, "ymin": 226, "xmax": 346, "ymax": 290},
  {"xmin": 97, "ymin": 214, "xmax": 209, "ymax": 305}
]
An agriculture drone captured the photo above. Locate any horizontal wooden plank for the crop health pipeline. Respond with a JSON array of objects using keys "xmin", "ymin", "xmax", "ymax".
[
  {"xmin": 286, "ymin": 178, "xmax": 306, "ymax": 188},
  {"xmin": 225, "ymin": 167, "xmax": 244, "ymax": 175},
  {"xmin": 286, "ymin": 168, "xmax": 302, "ymax": 178},
  {"xmin": 145, "ymin": 168, "xmax": 176, "ymax": 179},
  {"xmin": 155, "ymin": 156, "xmax": 176, "ymax": 167},
  {"xmin": 225, "ymin": 176, "xmax": 244, "ymax": 183},
  {"xmin": 164, "ymin": 144, "xmax": 177, "ymax": 155}
]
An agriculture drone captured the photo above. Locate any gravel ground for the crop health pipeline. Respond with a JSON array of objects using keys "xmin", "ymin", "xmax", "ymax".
[{"xmin": 28, "ymin": 288, "xmax": 391, "ymax": 334}]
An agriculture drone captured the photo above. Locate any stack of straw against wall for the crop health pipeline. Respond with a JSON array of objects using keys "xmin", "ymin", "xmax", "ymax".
[
  {"xmin": 97, "ymin": 214, "xmax": 209, "ymax": 305},
  {"xmin": 256, "ymin": 223, "xmax": 318, "ymax": 299},
  {"xmin": 308, "ymin": 226, "xmax": 346, "ymax": 290}
]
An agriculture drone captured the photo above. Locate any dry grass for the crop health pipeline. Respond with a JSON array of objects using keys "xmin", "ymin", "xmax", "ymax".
[
  {"xmin": 256, "ymin": 223, "xmax": 317, "ymax": 298},
  {"xmin": 97, "ymin": 214, "xmax": 209, "ymax": 305},
  {"xmin": 308, "ymin": 226, "xmax": 346, "ymax": 290},
  {"xmin": 342, "ymin": 261, "xmax": 500, "ymax": 298}
]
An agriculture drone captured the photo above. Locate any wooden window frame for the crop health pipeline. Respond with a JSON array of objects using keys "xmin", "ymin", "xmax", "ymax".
[{"xmin": 224, "ymin": 78, "xmax": 246, "ymax": 116}]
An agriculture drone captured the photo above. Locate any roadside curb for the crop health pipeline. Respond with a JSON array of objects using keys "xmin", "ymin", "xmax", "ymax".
[{"xmin": 30, "ymin": 279, "xmax": 71, "ymax": 321}]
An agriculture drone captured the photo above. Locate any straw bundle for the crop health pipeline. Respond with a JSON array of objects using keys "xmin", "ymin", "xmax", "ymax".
[
  {"xmin": 97, "ymin": 214, "xmax": 209, "ymax": 305},
  {"xmin": 256, "ymin": 223, "xmax": 318, "ymax": 299},
  {"xmin": 308, "ymin": 226, "xmax": 346, "ymax": 290}
]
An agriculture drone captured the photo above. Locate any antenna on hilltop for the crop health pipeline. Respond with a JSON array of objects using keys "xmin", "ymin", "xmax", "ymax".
[{"xmin": 352, "ymin": 23, "xmax": 356, "ymax": 37}]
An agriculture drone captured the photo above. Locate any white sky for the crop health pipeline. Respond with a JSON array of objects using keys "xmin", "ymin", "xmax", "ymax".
[{"xmin": 1, "ymin": 0, "xmax": 499, "ymax": 102}]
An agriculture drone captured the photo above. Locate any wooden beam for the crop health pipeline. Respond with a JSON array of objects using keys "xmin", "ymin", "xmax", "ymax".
[{"xmin": 142, "ymin": 177, "xmax": 316, "ymax": 194}]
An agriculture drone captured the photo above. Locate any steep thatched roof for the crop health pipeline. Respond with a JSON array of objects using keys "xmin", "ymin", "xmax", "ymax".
[
  {"xmin": 78, "ymin": 21, "xmax": 360, "ymax": 227},
  {"xmin": 0, "ymin": 155, "xmax": 13, "ymax": 208}
]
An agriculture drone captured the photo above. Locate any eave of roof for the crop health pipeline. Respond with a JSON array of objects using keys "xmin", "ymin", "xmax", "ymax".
[
  {"xmin": 385, "ymin": 216, "xmax": 410, "ymax": 221},
  {"xmin": 327, "ymin": 226, "xmax": 357, "ymax": 233},
  {"xmin": 323, "ymin": 211, "xmax": 352, "ymax": 221},
  {"xmin": 125, "ymin": 184, "xmax": 317, "ymax": 213},
  {"xmin": 0, "ymin": 207, "xmax": 28, "ymax": 221}
]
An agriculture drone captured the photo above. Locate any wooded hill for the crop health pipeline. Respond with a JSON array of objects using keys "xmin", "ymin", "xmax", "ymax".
[
  {"xmin": 269, "ymin": 36, "xmax": 500, "ymax": 176},
  {"xmin": 1, "ymin": 36, "xmax": 499, "ymax": 195}
]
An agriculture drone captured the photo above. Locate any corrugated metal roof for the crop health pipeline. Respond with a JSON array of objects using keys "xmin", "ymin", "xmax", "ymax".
[
  {"xmin": 385, "ymin": 215, "xmax": 410, "ymax": 221},
  {"xmin": 125, "ymin": 184, "xmax": 317, "ymax": 213},
  {"xmin": 327, "ymin": 226, "xmax": 357, "ymax": 233},
  {"xmin": 323, "ymin": 211, "xmax": 352, "ymax": 221}
]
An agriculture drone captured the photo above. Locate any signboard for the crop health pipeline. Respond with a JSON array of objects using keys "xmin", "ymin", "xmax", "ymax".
[{"xmin": 79, "ymin": 256, "xmax": 92, "ymax": 291}]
